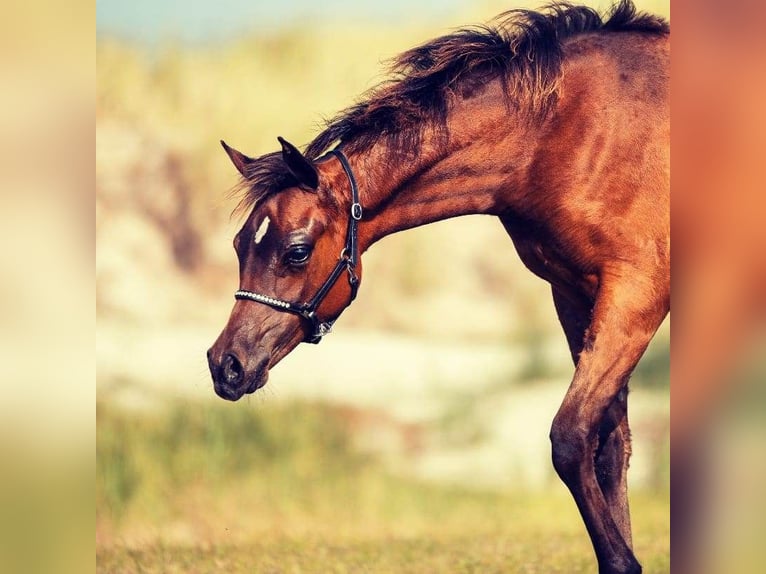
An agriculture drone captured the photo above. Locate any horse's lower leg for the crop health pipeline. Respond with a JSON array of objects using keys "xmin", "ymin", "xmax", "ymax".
[
  {"xmin": 550, "ymin": 279, "xmax": 667, "ymax": 574},
  {"xmin": 552, "ymin": 385, "xmax": 639, "ymax": 574},
  {"xmin": 554, "ymin": 287, "xmax": 635, "ymax": 548},
  {"xmin": 552, "ymin": 286, "xmax": 635, "ymax": 558},
  {"xmin": 595, "ymin": 392, "xmax": 633, "ymax": 548}
]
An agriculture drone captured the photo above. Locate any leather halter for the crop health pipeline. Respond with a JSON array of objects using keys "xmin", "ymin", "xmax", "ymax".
[{"xmin": 234, "ymin": 149, "xmax": 362, "ymax": 344}]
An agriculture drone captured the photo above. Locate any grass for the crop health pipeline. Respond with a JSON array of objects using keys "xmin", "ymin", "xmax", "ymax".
[
  {"xmin": 97, "ymin": 491, "xmax": 669, "ymax": 573},
  {"xmin": 97, "ymin": 399, "xmax": 669, "ymax": 573},
  {"xmin": 97, "ymin": 523, "xmax": 668, "ymax": 573}
]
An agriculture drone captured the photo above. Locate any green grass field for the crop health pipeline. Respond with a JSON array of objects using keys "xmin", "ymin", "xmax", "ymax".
[
  {"xmin": 97, "ymin": 494, "xmax": 669, "ymax": 573},
  {"xmin": 97, "ymin": 400, "xmax": 669, "ymax": 573},
  {"xmin": 97, "ymin": 510, "xmax": 669, "ymax": 573}
]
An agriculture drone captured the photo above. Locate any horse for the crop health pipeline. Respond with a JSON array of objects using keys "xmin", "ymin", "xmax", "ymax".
[{"xmin": 207, "ymin": 2, "xmax": 669, "ymax": 572}]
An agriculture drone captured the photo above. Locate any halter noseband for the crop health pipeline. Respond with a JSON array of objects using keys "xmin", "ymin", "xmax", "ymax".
[{"xmin": 234, "ymin": 149, "xmax": 362, "ymax": 344}]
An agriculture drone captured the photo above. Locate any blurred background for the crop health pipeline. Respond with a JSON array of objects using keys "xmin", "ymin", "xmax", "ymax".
[{"xmin": 96, "ymin": 1, "xmax": 670, "ymax": 571}]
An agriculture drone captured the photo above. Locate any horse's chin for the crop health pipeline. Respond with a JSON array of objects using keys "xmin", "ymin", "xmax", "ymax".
[{"xmin": 245, "ymin": 368, "xmax": 269, "ymax": 394}]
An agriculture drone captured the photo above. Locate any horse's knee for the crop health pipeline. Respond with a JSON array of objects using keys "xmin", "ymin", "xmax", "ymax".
[{"xmin": 550, "ymin": 419, "xmax": 589, "ymax": 481}]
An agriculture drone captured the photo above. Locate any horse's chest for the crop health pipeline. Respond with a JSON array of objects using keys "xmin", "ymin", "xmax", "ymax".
[{"xmin": 511, "ymin": 236, "xmax": 598, "ymax": 299}]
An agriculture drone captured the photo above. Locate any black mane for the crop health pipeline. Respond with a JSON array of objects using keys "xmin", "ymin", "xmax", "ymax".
[
  {"xmin": 235, "ymin": 0, "xmax": 668, "ymax": 212},
  {"xmin": 305, "ymin": 0, "xmax": 667, "ymax": 158}
]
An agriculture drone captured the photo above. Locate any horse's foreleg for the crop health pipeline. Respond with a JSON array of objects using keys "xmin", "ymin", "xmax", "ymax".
[
  {"xmin": 550, "ymin": 278, "xmax": 667, "ymax": 574},
  {"xmin": 552, "ymin": 286, "xmax": 635, "ymax": 548}
]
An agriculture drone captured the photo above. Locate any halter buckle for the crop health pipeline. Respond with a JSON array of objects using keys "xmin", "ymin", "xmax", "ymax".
[
  {"xmin": 317, "ymin": 322, "xmax": 333, "ymax": 338},
  {"xmin": 305, "ymin": 316, "xmax": 334, "ymax": 344},
  {"xmin": 351, "ymin": 202, "xmax": 363, "ymax": 221}
]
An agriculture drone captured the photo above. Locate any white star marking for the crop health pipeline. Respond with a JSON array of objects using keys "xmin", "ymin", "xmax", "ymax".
[{"xmin": 254, "ymin": 216, "xmax": 270, "ymax": 245}]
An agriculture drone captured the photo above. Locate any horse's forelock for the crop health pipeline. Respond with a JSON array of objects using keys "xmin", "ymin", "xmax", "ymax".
[{"xmin": 229, "ymin": 151, "xmax": 298, "ymax": 219}]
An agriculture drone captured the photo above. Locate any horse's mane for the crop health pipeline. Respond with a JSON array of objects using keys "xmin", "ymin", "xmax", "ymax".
[{"xmin": 234, "ymin": 0, "xmax": 668, "ymax": 213}]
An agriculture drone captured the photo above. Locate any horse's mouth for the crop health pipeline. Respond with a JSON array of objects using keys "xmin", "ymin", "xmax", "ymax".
[
  {"xmin": 214, "ymin": 383, "xmax": 244, "ymax": 402},
  {"xmin": 213, "ymin": 362, "xmax": 269, "ymax": 401},
  {"xmin": 208, "ymin": 328, "xmax": 299, "ymax": 402},
  {"xmin": 214, "ymin": 375, "xmax": 268, "ymax": 401}
]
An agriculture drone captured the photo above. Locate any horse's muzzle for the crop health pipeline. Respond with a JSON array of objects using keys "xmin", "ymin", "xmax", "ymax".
[{"xmin": 207, "ymin": 348, "xmax": 269, "ymax": 401}]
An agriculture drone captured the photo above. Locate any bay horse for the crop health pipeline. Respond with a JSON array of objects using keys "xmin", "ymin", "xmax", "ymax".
[{"xmin": 207, "ymin": 1, "xmax": 669, "ymax": 572}]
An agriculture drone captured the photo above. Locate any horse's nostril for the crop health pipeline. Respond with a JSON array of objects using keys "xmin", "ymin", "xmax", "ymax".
[{"xmin": 222, "ymin": 353, "xmax": 243, "ymax": 386}]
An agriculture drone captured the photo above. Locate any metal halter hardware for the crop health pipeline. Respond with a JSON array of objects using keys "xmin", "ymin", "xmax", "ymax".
[{"xmin": 234, "ymin": 149, "xmax": 362, "ymax": 344}]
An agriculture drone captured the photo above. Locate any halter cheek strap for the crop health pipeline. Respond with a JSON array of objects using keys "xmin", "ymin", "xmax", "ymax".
[{"xmin": 234, "ymin": 148, "xmax": 362, "ymax": 344}]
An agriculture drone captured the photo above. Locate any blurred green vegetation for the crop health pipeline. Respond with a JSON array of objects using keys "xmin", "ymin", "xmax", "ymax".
[
  {"xmin": 97, "ymin": 397, "xmax": 668, "ymax": 572},
  {"xmin": 634, "ymin": 336, "xmax": 671, "ymax": 389},
  {"xmin": 97, "ymin": 400, "xmax": 371, "ymax": 524}
]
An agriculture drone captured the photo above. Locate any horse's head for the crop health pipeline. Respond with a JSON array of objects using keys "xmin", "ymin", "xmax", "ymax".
[{"xmin": 207, "ymin": 138, "xmax": 363, "ymax": 401}]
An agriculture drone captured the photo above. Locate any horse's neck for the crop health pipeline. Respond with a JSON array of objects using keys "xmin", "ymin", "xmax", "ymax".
[{"xmin": 353, "ymin": 93, "xmax": 535, "ymax": 252}]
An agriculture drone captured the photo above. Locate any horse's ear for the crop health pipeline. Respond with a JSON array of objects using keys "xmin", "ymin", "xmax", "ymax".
[
  {"xmin": 278, "ymin": 136, "xmax": 319, "ymax": 190},
  {"xmin": 221, "ymin": 140, "xmax": 255, "ymax": 178}
]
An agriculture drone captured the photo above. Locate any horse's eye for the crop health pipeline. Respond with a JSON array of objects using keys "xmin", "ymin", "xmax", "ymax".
[{"xmin": 284, "ymin": 245, "xmax": 312, "ymax": 266}]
